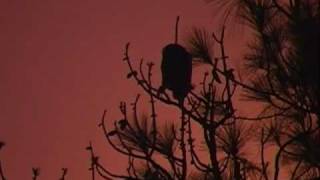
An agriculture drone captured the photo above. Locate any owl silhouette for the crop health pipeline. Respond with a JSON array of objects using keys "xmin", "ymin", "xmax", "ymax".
[{"xmin": 159, "ymin": 43, "xmax": 192, "ymax": 104}]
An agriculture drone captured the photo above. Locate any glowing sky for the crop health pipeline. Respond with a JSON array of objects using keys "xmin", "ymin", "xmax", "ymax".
[{"xmin": 0, "ymin": 0, "xmax": 247, "ymax": 179}]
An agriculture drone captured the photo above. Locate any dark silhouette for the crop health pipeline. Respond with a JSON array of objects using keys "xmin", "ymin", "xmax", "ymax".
[
  {"xmin": 159, "ymin": 16, "xmax": 193, "ymax": 104},
  {"xmin": 32, "ymin": 168, "xmax": 40, "ymax": 180},
  {"xmin": 160, "ymin": 43, "xmax": 192, "ymax": 104},
  {"xmin": 59, "ymin": 168, "xmax": 68, "ymax": 180},
  {"xmin": 211, "ymin": 0, "xmax": 320, "ymax": 179}
]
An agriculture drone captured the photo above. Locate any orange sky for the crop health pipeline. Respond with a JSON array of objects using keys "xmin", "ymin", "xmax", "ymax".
[{"xmin": 0, "ymin": 0, "xmax": 248, "ymax": 179}]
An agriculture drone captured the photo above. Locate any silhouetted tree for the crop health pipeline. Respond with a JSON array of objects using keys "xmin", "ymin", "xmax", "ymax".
[
  {"xmin": 89, "ymin": 1, "xmax": 319, "ymax": 180},
  {"xmin": 210, "ymin": 0, "xmax": 320, "ymax": 179},
  {"xmin": 87, "ymin": 16, "xmax": 259, "ymax": 179}
]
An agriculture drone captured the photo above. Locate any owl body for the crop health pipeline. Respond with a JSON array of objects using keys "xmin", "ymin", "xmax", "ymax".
[{"xmin": 160, "ymin": 43, "xmax": 192, "ymax": 103}]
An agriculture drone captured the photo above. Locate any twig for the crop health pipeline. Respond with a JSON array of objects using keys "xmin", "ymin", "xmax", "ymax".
[
  {"xmin": 175, "ymin": 16, "xmax": 180, "ymax": 44},
  {"xmin": 0, "ymin": 161, "xmax": 6, "ymax": 180},
  {"xmin": 32, "ymin": 168, "xmax": 40, "ymax": 180},
  {"xmin": 59, "ymin": 168, "xmax": 68, "ymax": 180}
]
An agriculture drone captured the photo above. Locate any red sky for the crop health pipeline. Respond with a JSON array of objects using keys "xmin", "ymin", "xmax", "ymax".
[{"xmin": 0, "ymin": 0, "xmax": 247, "ymax": 179}]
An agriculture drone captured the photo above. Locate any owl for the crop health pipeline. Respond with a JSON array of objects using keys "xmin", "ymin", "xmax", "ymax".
[{"xmin": 159, "ymin": 43, "xmax": 192, "ymax": 104}]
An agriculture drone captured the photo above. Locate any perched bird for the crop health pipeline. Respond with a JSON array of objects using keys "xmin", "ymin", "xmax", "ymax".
[{"xmin": 159, "ymin": 43, "xmax": 192, "ymax": 104}]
